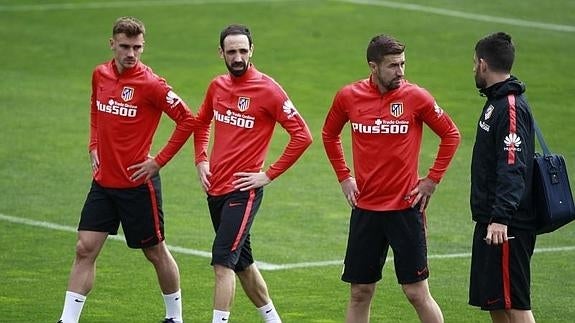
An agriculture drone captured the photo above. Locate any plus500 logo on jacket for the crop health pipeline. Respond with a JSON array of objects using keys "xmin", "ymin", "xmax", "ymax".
[
  {"xmin": 96, "ymin": 99, "xmax": 137, "ymax": 118},
  {"xmin": 214, "ymin": 109, "xmax": 255, "ymax": 129},
  {"xmin": 351, "ymin": 119, "xmax": 409, "ymax": 134}
]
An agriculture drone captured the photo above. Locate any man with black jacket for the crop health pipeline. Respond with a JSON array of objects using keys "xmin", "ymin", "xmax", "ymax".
[{"xmin": 468, "ymin": 32, "xmax": 536, "ymax": 323}]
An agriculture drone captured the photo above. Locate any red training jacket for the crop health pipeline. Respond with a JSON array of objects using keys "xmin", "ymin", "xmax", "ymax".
[
  {"xmin": 194, "ymin": 65, "xmax": 313, "ymax": 196},
  {"xmin": 89, "ymin": 60, "xmax": 195, "ymax": 188},
  {"xmin": 322, "ymin": 77, "xmax": 460, "ymax": 211}
]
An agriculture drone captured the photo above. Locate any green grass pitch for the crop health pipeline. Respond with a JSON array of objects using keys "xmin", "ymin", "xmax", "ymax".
[{"xmin": 1, "ymin": 0, "xmax": 574, "ymax": 321}]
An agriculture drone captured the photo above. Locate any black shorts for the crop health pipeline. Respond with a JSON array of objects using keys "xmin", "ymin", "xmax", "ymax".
[
  {"xmin": 469, "ymin": 222, "xmax": 536, "ymax": 310},
  {"xmin": 342, "ymin": 207, "xmax": 429, "ymax": 285},
  {"xmin": 208, "ymin": 188, "xmax": 262, "ymax": 272},
  {"xmin": 79, "ymin": 175, "xmax": 165, "ymax": 249}
]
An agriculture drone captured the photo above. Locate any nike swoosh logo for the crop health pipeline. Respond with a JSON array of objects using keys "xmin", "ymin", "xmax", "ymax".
[
  {"xmin": 74, "ymin": 299, "xmax": 84, "ymax": 303},
  {"xmin": 265, "ymin": 309, "xmax": 272, "ymax": 314},
  {"xmin": 487, "ymin": 298, "xmax": 501, "ymax": 305},
  {"xmin": 416, "ymin": 267, "xmax": 428, "ymax": 276},
  {"xmin": 140, "ymin": 236, "xmax": 155, "ymax": 244},
  {"xmin": 229, "ymin": 202, "xmax": 242, "ymax": 207}
]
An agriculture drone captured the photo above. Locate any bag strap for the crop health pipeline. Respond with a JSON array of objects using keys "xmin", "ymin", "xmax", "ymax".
[
  {"xmin": 534, "ymin": 120, "xmax": 551, "ymax": 155},
  {"xmin": 507, "ymin": 94, "xmax": 550, "ymax": 155}
]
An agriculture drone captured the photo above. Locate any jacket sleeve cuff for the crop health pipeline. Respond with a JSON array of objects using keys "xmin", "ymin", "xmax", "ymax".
[{"xmin": 489, "ymin": 216, "xmax": 510, "ymax": 226}]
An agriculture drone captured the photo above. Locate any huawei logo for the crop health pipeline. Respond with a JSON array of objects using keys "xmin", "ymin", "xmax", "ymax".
[
  {"xmin": 433, "ymin": 102, "xmax": 444, "ymax": 117},
  {"xmin": 282, "ymin": 100, "xmax": 298, "ymax": 118},
  {"xmin": 504, "ymin": 133, "xmax": 522, "ymax": 151},
  {"xmin": 165, "ymin": 90, "xmax": 182, "ymax": 108},
  {"xmin": 504, "ymin": 133, "xmax": 521, "ymax": 147}
]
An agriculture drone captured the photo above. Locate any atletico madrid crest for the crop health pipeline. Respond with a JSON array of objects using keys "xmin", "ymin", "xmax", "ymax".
[
  {"xmin": 237, "ymin": 96, "xmax": 250, "ymax": 112},
  {"xmin": 121, "ymin": 86, "xmax": 134, "ymax": 102},
  {"xmin": 390, "ymin": 102, "xmax": 403, "ymax": 118}
]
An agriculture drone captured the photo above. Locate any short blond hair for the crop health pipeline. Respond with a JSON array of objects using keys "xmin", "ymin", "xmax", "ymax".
[{"xmin": 112, "ymin": 16, "xmax": 145, "ymax": 37}]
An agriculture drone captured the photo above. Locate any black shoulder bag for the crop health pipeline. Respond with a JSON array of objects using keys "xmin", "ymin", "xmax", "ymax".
[{"xmin": 533, "ymin": 121, "xmax": 575, "ymax": 234}]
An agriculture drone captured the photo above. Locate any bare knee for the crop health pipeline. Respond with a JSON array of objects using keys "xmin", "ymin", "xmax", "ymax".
[
  {"xmin": 214, "ymin": 264, "xmax": 232, "ymax": 274},
  {"xmin": 350, "ymin": 284, "xmax": 376, "ymax": 304},
  {"xmin": 143, "ymin": 242, "xmax": 171, "ymax": 265},
  {"xmin": 75, "ymin": 235, "xmax": 104, "ymax": 261},
  {"xmin": 507, "ymin": 309, "xmax": 535, "ymax": 323},
  {"xmin": 143, "ymin": 245, "xmax": 160, "ymax": 263},
  {"xmin": 490, "ymin": 310, "xmax": 510, "ymax": 323},
  {"xmin": 236, "ymin": 264, "xmax": 258, "ymax": 282},
  {"xmin": 402, "ymin": 281, "xmax": 429, "ymax": 306},
  {"xmin": 213, "ymin": 264, "xmax": 235, "ymax": 284},
  {"xmin": 75, "ymin": 240, "xmax": 92, "ymax": 259}
]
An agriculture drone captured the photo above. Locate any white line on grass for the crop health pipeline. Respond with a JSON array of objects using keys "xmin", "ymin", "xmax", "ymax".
[
  {"xmin": 335, "ymin": 0, "xmax": 575, "ymax": 33},
  {"xmin": 0, "ymin": 0, "xmax": 301, "ymax": 12},
  {"xmin": 0, "ymin": 213, "xmax": 209, "ymax": 258},
  {"xmin": 2, "ymin": 0, "xmax": 573, "ymax": 34},
  {"xmin": 0, "ymin": 212, "xmax": 281, "ymax": 268},
  {"xmin": 260, "ymin": 246, "xmax": 575, "ymax": 270},
  {"xmin": 2, "ymin": 213, "xmax": 575, "ymax": 270}
]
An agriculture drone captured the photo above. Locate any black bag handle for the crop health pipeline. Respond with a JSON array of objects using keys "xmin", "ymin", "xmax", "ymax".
[
  {"xmin": 534, "ymin": 119, "xmax": 563, "ymax": 183},
  {"xmin": 533, "ymin": 119, "xmax": 551, "ymax": 156},
  {"xmin": 508, "ymin": 94, "xmax": 551, "ymax": 155}
]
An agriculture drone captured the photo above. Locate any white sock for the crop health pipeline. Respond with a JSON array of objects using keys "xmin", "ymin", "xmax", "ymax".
[
  {"xmin": 212, "ymin": 309, "xmax": 230, "ymax": 322},
  {"xmin": 163, "ymin": 289, "xmax": 183, "ymax": 323},
  {"xmin": 59, "ymin": 291, "xmax": 86, "ymax": 323},
  {"xmin": 257, "ymin": 302, "xmax": 282, "ymax": 323}
]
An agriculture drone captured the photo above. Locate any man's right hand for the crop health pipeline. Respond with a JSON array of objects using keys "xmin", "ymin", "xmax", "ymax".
[
  {"xmin": 340, "ymin": 177, "xmax": 359, "ymax": 208},
  {"xmin": 196, "ymin": 161, "xmax": 211, "ymax": 192},
  {"xmin": 89, "ymin": 149, "xmax": 99, "ymax": 172}
]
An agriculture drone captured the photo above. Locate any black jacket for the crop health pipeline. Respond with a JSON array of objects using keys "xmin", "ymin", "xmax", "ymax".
[{"xmin": 470, "ymin": 76, "xmax": 536, "ymax": 230}]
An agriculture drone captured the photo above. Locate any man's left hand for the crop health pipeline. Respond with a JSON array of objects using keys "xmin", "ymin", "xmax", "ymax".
[
  {"xmin": 233, "ymin": 171, "xmax": 271, "ymax": 191},
  {"xmin": 128, "ymin": 158, "xmax": 160, "ymax": 182},
  {"xmin": 407, "ymin": 177, "xmax": 437, "ymax": 212}
]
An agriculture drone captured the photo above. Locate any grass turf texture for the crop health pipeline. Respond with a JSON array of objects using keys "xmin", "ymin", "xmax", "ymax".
[{"xmin": 1, "ymin": 0, "xmax": 574, "ymax": 321}]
